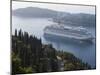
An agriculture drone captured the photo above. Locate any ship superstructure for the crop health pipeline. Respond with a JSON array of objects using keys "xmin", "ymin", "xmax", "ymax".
[{"xmin": 44, "ymin": 24, "xmax": 93, "ymax": 41}]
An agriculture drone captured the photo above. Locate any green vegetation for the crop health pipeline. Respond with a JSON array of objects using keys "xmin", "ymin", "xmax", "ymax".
[
  {"xmin": 12, "ymin": 29, "xmax": 91, "ymax": 74},
  {"xmin": 60, "ymin": 51, "xmax": 91, "ymax": 70}
]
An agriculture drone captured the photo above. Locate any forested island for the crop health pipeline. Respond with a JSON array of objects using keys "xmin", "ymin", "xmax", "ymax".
[{"xmin": 12, "ymin": 29, "xmax": 91, "ymax": 74}]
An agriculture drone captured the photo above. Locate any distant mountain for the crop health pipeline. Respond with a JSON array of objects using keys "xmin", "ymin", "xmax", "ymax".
[
  {"xmin": 12, "ymin": 7, "xmax": 96, "ymax": 27},
  {"xmin": 12, "ymin": 7, "xmax": 58, "ymax": 18},
  {"xmin": 53, "ymin": 13, "xmax": 96, "ymax": 27}
]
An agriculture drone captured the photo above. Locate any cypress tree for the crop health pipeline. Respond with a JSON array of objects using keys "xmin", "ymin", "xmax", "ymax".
[{"xmin": 15, "ymin": 29, "xmax": 17, "ymax": 37}]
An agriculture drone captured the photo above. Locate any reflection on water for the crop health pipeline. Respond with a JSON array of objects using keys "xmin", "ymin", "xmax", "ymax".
[{"xmin": 12, "ymin": 16, "xmax": 96, "ymax": 68}]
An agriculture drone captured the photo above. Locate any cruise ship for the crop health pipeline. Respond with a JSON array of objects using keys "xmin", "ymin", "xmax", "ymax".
[{"xmin": 43, "ymin": 24, "xmax": 94, "ymax": 42}]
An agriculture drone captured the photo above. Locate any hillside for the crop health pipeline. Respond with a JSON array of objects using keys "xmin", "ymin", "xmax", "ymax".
[
  {"xmin": 12, "ymin": 7, "xmax": 57, "ymax": 18},
  {"xmin": 12, "ymin": 29, "xmax": 91, "ymax": 74},
  {"xmin": 12, "ymin": 7, "xmax": 96, "ymax": 27}
]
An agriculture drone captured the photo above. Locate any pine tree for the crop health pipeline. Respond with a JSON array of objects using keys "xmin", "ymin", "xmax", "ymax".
[
  {"xmin": 18, "ymin": 29, "xmax": 22, "ymax": 40},
  {"xmin": 15, "ymin": 29, "xmax": 17, "ymax": 37}
]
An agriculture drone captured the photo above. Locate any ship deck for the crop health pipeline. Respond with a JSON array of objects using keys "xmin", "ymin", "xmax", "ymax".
[{"xmin": 44, "ymin": 30, "xmax": 92, "ymax": 40}]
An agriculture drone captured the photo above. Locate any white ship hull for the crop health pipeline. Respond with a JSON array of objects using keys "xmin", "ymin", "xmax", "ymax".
[
  {"xmin": 44, "ymin": 30, "xmax": 93, "ymax": 42},
  {"xmin": 43, "ymin": 25, "xmax": 94, "ymax": 42}
]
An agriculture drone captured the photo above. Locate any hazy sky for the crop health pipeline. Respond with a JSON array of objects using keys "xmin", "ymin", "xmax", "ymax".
[{"xmin": 12, "ymin": 1, "xmax": 95, "ymax": 14}]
